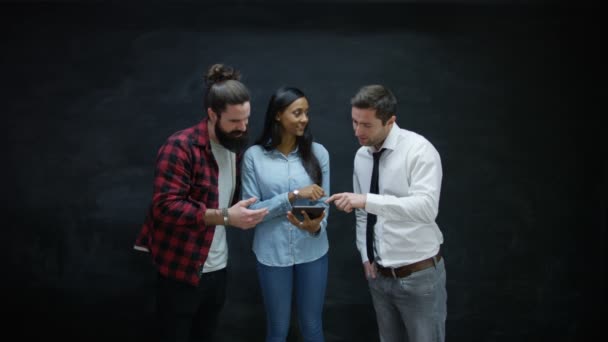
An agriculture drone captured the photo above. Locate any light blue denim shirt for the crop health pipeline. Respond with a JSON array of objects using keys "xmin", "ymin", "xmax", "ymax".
[{"xmin": 241, "ymin": 142, "xmax": 330, "ymax": 267}]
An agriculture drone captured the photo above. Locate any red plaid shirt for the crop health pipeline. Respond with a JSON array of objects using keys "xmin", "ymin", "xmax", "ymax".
[{"xmin": 134, "ymin": 118, "xmax": 241, "ymax": 286}]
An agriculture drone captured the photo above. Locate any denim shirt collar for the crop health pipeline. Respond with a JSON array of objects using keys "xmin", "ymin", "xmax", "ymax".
[{"xmin": 262, "ymin": 145, "xmax": 300, "ymax": 158}]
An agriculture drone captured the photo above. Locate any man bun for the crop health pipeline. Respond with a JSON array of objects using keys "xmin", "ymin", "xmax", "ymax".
[{"xmin": 205, "ymin": 63, "xmax": 241, "ymax": 86}]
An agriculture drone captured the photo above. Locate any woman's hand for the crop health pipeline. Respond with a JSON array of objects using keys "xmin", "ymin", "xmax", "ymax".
[
  {"xmin": 297, "ymin": 184, "xmax": 325, "ymax": 201},
  {"xmin": 286, "ymin": 209, "xmax": 326, "ymax": 234}
]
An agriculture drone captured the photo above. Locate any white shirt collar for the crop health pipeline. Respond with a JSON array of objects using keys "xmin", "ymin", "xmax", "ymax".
[{"xmin": 366, "ymin": 122, "xmax": 400, "ymax": 155}]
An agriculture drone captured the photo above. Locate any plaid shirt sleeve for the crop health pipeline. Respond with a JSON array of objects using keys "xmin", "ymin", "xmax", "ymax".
[
  {"xmin": 135, "ymin": 120, "xmax": 221, "ymax": 286},
  {"xmin": 151, "ymin": 138, "xmax": 207, "ymax": 227}
]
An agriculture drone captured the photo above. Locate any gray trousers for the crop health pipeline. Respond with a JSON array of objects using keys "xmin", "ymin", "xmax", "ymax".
[{"xmin": 368, "ymin": 258, "xmax": 447, "ymax": 342}]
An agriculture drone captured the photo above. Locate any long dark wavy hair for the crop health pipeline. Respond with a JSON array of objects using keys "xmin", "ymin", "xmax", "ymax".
[{"xmin": 254, "ymin": 87, "xmax": 322, "ymax": 186}]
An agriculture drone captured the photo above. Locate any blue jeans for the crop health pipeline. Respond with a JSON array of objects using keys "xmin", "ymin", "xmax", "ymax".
[
  {"xmin": 369, "ymin": 257, "xmax": 447, "ymax": 342},
  {"xmin": 256, "ymin": 253, "xmax": 328, "ymax": 342}
]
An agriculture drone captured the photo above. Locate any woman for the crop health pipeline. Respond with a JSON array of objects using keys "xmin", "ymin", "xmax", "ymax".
[{"xmin": 241, "ymin": 87, "xmax": 330, "ymax": 342}]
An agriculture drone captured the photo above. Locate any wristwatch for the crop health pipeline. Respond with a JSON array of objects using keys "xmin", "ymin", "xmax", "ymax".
[
  {"xmin": 221, "ymin": 208, "xmax": 229, "ymax": 226},
  {"xmin": 292, "ymin": 189, "xmax": 300, "ymax": 199}
]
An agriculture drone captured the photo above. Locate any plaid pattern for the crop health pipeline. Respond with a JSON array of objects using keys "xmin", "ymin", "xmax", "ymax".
[{"xmin": 135, "ymin": 118, "xmax": 241, "ymax": 286}]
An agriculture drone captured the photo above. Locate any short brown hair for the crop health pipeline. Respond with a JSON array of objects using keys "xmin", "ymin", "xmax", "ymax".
[{"xmin": 350, "ymin": 85, "xmax": 397, "ymax": 124}]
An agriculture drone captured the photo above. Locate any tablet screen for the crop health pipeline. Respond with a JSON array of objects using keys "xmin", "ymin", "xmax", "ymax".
[{"xmin": 291, "ymin": 205, "xmax": 325, "ymax": 219}]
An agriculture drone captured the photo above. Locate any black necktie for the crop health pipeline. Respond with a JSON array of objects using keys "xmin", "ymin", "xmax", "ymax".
[{"xmin": 366, "ymin": 148, "xmax": 385, "ymax": 263}]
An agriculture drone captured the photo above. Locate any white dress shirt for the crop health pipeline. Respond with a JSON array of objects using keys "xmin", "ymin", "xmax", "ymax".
[{"xmin": 354, "ymin": 123, "xmax": 444, "ymax": 267}]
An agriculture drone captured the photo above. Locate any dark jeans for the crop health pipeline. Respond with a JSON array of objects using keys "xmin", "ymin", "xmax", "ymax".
[{"xmin": 156, "ymin": 268, "xmax": 227, "ymax": 342}]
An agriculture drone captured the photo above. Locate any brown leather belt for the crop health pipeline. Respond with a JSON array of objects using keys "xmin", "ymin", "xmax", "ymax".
[{"xmin": 376, "ymin": 252, "xmax": 442, "ymax": 279}]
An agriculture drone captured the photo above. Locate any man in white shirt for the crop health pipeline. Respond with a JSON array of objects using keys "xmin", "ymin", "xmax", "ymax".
[{"xmin": 326, "ymin": 84, "xmax": 447, "ymax": 342}]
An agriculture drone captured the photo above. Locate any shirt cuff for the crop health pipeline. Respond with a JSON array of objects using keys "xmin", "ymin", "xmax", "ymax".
[
  {"xmin": 285, "ymin": 192, "xmax": 293, "ymax": 210},
  {"xmin": 359, "ymin": 251, "xmax": 369, "ymax": 263},
  {"xmin": 197, "ymin": 207, "xmax": 206, "ymax": 226},
  {"xmin": 365, "ymin": 193, "xmax": 382, "ymax": 216}
]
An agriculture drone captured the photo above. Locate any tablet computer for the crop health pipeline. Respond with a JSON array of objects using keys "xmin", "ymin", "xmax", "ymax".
[{"xmin": 291, "ymin": 205, "xmax": 325, "ymax": 220}]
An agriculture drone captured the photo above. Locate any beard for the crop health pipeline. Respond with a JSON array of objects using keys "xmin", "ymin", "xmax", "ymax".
[{"xmin": 215, "ymin": 123, "xmax": 249, "ymax": 153}]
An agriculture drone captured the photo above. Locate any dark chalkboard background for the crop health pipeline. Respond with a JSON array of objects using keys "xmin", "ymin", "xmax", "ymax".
[{"xmin": 2, "ymin": 1, "xmax": 604, "ymax": 341}]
